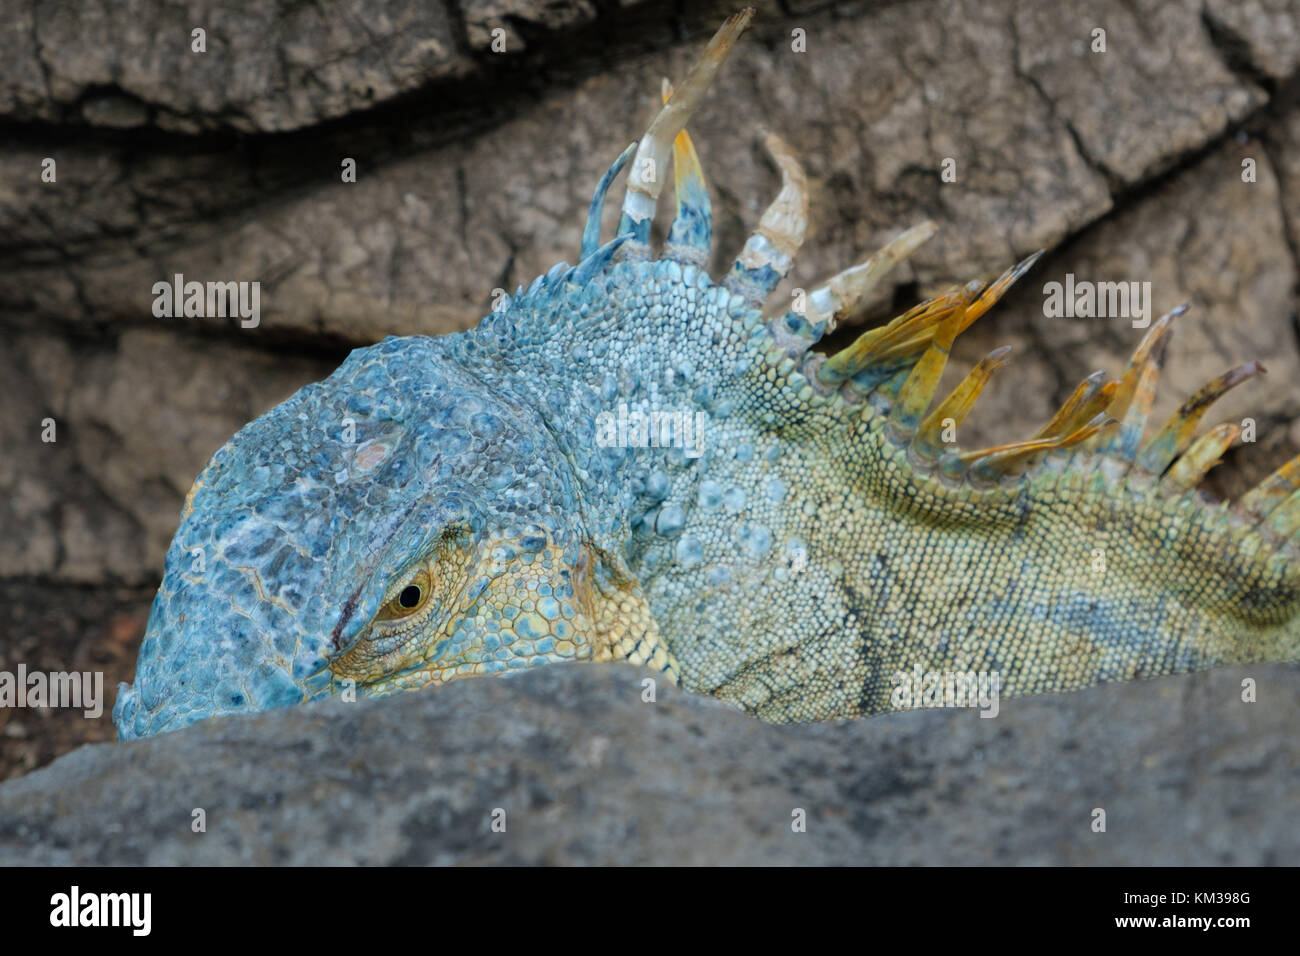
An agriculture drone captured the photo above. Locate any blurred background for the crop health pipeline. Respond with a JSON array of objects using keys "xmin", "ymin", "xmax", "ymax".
[{"xmin": 2, "ymin": 0, "xmax": 1299, "ymax": 779}]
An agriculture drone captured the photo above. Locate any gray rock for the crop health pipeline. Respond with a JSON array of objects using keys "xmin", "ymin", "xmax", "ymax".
[
  {"xmin": 0, "ymin": 662, "xmax": 1295, "ymax": 865},
  {"xmin": 462, "ymin": 0, "xmax": 601, "ymax": 51},
  {"xmin": 0, "ymin": 0, "xmax": 470, "ymax": 133},
  {"xmin": 0, "ymin": 0, "xmax": 1276, "ymax": 341},
  {"xmin": 1204, "ymin": 0, "xmax": 1300, "ymax": 83}
]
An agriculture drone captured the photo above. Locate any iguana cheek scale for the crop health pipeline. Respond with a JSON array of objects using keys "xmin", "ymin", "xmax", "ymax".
[{"xmin": 114, "ymin": 9, "xmax": 1300, "ymax": 739}]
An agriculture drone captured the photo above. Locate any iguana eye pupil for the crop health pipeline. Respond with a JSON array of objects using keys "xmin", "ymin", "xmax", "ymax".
[{"xmin": 398, "ymin": 585, "xmax": 422, "ymax": 608}]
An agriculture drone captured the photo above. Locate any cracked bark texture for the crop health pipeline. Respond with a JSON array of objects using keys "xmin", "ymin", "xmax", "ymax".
[{"xmin": 1, "ymin": 0, "xmax": 1299, "ymax": 786}]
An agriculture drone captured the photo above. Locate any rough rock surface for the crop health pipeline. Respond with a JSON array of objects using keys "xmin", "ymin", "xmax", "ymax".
[
  {"xmin": 0, "ymin": 663, "xmax": 1295, "ymax": 865},
  {"xmin": 2, "ymin": 0, "xmax": 1300, "ymax": 789},
  {"xmin": 2, "ymin": 0, "xmax": 473, "ymax": 133}
]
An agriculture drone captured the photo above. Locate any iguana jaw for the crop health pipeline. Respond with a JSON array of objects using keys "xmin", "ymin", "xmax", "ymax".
[
  {"xmin": 328, "ymin": 534, "xmax": 679, "ymax": 697},
  {"xmin": 328, "ymin": 531, "xmax": 603, "ymax": 696}
]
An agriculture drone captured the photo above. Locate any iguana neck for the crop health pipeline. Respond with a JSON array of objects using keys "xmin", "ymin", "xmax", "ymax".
[{"xmin": 443, "ymin": 257, "xmax": 760, "ymax": 581}]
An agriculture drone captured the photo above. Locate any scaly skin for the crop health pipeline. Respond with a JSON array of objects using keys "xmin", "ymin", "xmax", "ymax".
[{"xmin": 114, "ymin": 10, "xmax": 1300, "ymax": 739}]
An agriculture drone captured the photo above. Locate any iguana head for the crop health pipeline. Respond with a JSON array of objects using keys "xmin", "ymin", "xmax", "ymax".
[{"xmin": 112, "ymin": 334, "xmax": 629, "ymax": 739}]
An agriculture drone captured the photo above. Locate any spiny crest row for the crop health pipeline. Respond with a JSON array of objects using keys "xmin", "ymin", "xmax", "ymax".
[{"xmin": 505, "ymin": 8, "xmax": 1300, "ymax": 544}]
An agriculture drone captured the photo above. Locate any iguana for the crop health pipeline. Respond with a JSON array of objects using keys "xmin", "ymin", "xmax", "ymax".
[{"xmin": 114, "ymin": 9, "xmax": 1300, "ymax": 739}]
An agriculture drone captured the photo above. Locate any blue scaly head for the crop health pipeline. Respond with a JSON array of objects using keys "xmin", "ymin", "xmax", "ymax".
[{"xmin": 114, "ymin": 333, "xmax": 627, "ymax": 738}]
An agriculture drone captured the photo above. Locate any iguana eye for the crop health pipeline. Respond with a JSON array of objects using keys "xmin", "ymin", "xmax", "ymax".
[{"xmin": 377, "ymin": 568, "xmax": 431, "ymax": 620}]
